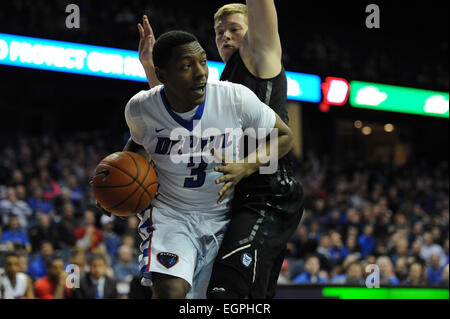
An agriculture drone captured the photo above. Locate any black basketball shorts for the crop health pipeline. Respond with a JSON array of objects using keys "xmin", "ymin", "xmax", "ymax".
[{"xmin": 207, "ymin": 165, "xmax": 304, "ymax": 299}]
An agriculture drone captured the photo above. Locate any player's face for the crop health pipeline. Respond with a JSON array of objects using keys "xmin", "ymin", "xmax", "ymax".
[
  {"xmin": 214, "ymin": 13, "xmax": 248, "ymax": 63},
  {"xmin": 163, "ymin": 42, "xmax": 208, "ymax": 108}
]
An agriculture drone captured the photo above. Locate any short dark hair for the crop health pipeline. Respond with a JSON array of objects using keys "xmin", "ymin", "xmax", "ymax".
[{"xmin": 153, "ymin": 30, "xmax": 199, "ymax": 68}]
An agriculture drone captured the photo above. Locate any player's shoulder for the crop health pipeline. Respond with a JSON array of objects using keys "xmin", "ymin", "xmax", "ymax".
[
  {"xmin": 127, "ymin": 85, "xmax": 162, "ymax": 107},
  {"xmin": 126, "ymin": 85, "xmax": 163, "ymax": 116}
]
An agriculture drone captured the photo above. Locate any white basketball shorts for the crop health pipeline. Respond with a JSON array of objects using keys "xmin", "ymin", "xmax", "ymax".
[{"xmin": 137, "ymin": 202, "xmax": 229, "ymax": 299}]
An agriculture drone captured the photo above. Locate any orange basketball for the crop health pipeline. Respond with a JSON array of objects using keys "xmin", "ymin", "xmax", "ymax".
[{"xmin": 91, "ymin": 151, "xmax": 158, "ymax": 217}]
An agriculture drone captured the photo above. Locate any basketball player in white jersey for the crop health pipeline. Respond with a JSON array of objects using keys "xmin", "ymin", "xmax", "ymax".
[
  {"xmin": 137, "ymin": 2, "xmax": 304, "ymax": 299},
  {"xmin": 0, "ymin": 252, "xmax": 34, "ymax": 299},
  {"xmin": 121, "ymin": 30, "xmax": 293, "ymax": 298}
]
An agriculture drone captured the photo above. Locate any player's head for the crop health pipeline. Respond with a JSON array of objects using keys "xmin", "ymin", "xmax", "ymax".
[
  {"xmin": 3, "ymin": 252, "xmax": 20, "ymax": 277},
  {"xmin": 214, "ymin": 3, "xmax": 248, "ymax": 63},
  {"xmin": 153, "ymin": 31, "xmax": 208, "ymax": 108}
]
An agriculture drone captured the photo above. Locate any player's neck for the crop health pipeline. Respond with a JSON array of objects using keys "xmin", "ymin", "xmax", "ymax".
[{"xmin": 163, "ymin": 88, "xmax": 197, "ymax": 113}]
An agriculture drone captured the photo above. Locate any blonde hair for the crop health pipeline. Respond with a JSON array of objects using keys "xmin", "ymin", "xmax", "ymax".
[{"xmin": 214, "ymin": 3, "xmax": 248, "ymax": 23}]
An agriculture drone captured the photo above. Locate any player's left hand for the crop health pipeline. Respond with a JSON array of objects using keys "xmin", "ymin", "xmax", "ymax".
[{"xmin": 213, "ymin": 150, "xmax": 257, "ymax": 204}]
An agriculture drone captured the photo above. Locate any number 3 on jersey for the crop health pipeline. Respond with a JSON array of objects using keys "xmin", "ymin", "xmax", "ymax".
[{"xmin": 184, "ymin": 161, "xmax": 207, "ymax": 188}]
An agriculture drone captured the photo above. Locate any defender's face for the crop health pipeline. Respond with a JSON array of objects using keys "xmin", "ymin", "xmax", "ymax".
[
  {"xmin": 162, "ymin": 42, "xmax": 208, "ymax": 107},
  {"xmin": 214, "ymin": 13, "xmax": 248, "ymax": 62}
]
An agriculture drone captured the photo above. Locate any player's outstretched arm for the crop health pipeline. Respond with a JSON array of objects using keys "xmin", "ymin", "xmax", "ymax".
[
  {"xmin": 242, "ymin": 0, "xmax": 282, "ymax": 77},
  {"xmin": 137, "ymin": 15, "xmax": 161, "ymax": 89}
]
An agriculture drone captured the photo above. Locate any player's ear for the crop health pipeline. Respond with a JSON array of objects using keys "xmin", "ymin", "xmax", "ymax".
[{"xmin": 155, "ymin": 66, "xmax": 166, "ymax": 84}]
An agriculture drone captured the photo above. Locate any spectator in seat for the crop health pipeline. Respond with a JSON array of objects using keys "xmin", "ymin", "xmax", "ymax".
[
  {"xmin": 1, "ymin": 252, "xmax": 34, "ymax": 299},
  {"xmin": 0, "ymin": 187, "xmax": 32, "ymax": 230},
  {"xmin": 358, "ymin": 224, "xmax": 375, "ymax": 258},
  {"xmin": 293, "ymin": 255, "xmax": 328, "ymax": 284},
  {"xmin": 329, "ymin": 231, "xmax": 349, "ymax": 267},
  {"xmin": 34, "ymin": 256, "xmax": 70, "ymax": 299},
  {"xmin": 69, "ymin": 247, "xmax": 88, "ymax": 277},
  {"xmin": 315, "ymin": 235, "xmax": 332, "ymax": 272},
  {"xmin": 53, "ymin": 202, "xmax": 76, "ymax": 250},
  {"xmin": 377, "ymin": 256, "xmax": 400, "ymax": 285},
  {"xmin": 28, "ymin": 241, "xmax": 54, "ymax": 280},
  {"xmin": 39, "ymin": 170, "xmax": 61, "ymax": 201},
  {"xmin": 427, "ymin": 253, "xmax": 444, "ymax": 285},
  {"xmin": 15, "ymin": 185, "xmax": 27, "ymax": 202},
  {"xmin": 101, "ymin": 215, "xmax": 121, "ymax": 259},
  {"xmin": 66, "ymin": 175, "xmax": 84, "ymax": 204},
  {"xmin": 403, "ymin": 262, "xmax": 427, "ymax": 286},
  {"xmin": 28, "ymin": 213, "xmax": 58, "ymax": 253},
  {"xmin": 391, "ymin": 238, "xmax": 409, "ymax": 264},
  {"xmin": 394, "ymin": 256, "xmax": 409, "ymax": 282},
  {"xmin": 27, "ymin": 187, "xmax": 53, "ymax": 217},
  {"xmin": 112, "ymin": 244, "xmax": 139, "ymax": 283},
  {"xmin": 345, "ymin": 262, "xmax": 365, "ymax": 286},
  {"xmin": 420, "ymin": 232, "xmax": 446, "ymax": 265},
  {"xmin": 286, "ymin": 224, "xmax": 317, "ymax": 259},
  {"xmin": 331, "ymin": 254, "xmax": 359, "ymax": 284},
  {"xmin": 409, "ymin": 240, "xmax": 426, "ymax": 265},
  {"xmin": 71, "ymin": 254, "xmax": 118, "ymax": 299},
  {"xmin": 1, "ymin": 215, "xmax": 31, "ymax": 254},
  {"xmin": 74, "ymin": 209, "xmax": 104, "ymax": 252}
]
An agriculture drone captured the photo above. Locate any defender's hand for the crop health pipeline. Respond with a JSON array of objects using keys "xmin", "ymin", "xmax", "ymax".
[{"xmin": 137, "ymin": 15, "xmax": 156, "ymax": 68}]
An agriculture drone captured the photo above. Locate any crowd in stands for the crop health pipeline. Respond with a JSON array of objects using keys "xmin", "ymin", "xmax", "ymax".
[
  {"xmin": 0, "ymin": 0, "xmax": 448, "ymax": 92},
  {"xmin": 0, "ymin": 133, "xmax": 448, "ymax": 298},
  {"xmin": 281, "ymin": 151, "xmax": 449, "ymax": 287}
]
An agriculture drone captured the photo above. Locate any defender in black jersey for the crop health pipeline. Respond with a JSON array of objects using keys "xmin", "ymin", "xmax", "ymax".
[
  {"xmin": 205, "ymin": 2, "xmax": 304, "ymax": 299},
  {"xmin": 137, "ymin": 1, "xmax": 304, "ymax": 299}
]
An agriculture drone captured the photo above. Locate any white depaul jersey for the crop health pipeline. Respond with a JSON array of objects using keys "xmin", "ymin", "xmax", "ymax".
[{"xmin": 125, "ymin": 81, "xmax": 276, "ymax": 215}]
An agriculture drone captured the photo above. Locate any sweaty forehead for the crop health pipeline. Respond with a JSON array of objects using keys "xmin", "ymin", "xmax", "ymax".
[{"xmin": 172, "ymin": 42, "xmax": 205, "ymax": 60}]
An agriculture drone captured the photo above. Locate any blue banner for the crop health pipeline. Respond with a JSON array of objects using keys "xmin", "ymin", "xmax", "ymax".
[{"xmin": 0, "ymin": 33, "xmax": 321, "ymax": 102}]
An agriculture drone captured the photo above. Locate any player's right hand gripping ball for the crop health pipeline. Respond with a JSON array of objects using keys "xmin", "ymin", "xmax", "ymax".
[{"xmin": 91, "ymin": 152, "xmax": 158, "ymax": 217}]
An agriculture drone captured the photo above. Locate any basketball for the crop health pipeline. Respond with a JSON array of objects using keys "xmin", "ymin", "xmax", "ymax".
[{"xmin": 91, "ymin": 151, "xmax": 158, "ymax": 217}]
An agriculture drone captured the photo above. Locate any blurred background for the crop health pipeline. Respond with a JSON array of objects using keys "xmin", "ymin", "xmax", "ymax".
[{"xmin": 0, "ymin": 0, "xmax": 448, "ymax": 299}]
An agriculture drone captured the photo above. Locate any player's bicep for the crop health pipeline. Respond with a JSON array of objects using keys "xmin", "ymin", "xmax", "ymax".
[{"xmin": 124, "ymin": 100, "xmax": 145, "ymax": 145}]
